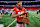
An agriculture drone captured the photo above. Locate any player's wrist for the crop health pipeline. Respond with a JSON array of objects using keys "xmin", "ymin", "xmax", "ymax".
[
  {"xmin": 15, "ymin": 14, "xmax": 20, "ymax": 17},
  {"xmin": 14, "ymin": 15, "xmax": 16, "ymax": 17}
]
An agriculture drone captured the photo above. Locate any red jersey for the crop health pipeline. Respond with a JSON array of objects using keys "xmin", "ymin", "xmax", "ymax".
[{"xmin": 13, "ymin": 7, "xmax": 26, "ymax": 22}]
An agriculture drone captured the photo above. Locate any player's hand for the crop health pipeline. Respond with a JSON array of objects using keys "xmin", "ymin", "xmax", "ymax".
[
  {"xmin": 24, "ymin": 11, "xmax": 28, "ymax": 13},
  {"xmin": 20, "ymin": 12, "xmax": 24, "ymax": 15}
]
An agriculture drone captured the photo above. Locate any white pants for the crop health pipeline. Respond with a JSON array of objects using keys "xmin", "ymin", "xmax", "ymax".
[{"xmin": 16, "ymin": 23, "xmax": 25, "ymax": 27}]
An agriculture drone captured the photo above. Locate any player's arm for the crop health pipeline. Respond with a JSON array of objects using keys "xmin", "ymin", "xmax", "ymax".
[
  {"xmin": 11, "ymin": 11, "xmax": 23, "ymax": 18},
  {"xmin": 24, "ymin": 11, "xmax": 29, "ymax": 17},
  {"xmin": 26, "ymin": 11, "xmax": 29, "ymax": 17}
]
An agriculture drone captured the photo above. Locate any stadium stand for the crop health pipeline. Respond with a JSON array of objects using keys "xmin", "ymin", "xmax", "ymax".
[{"xmin": 0, "ymin": 7, "xmax": 40, "ymax": 11}]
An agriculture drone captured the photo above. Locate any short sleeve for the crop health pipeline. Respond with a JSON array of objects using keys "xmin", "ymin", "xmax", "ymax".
[
  {"xmin": 23, "ymin": 8, "xmax": 26, "ymax": 11},
  {"xmin": 13, "ymin": 8, "xmax": 16, "ymax": 11},
  {"xmin": 24, "ymin": 9, "xmax": 26, "ymax": 11}
]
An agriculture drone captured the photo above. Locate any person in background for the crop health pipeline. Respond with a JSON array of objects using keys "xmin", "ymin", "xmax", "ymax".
[
  {"xmin": 6, "ymin": 9, "xmax": 9, "ymax": 16},
  {"xmin": 0, "ymin": 12, "xmax": 2, "ymax": 19},
  {"xmin": 1, "ymin": 8, "xmax": 4, "ymax": 16},
  {"xmin": 39, "ymin": 9, "xmax": 40, "ymax": 13},
  {"xmin": 10, "ymin": 9, "xmax": 13, "ymax": 16},
  {"xmin": 0, "ymin": 10, "xmax": 2, "ymax": 19},
  {"xmin": 38, "ymin": 9, "xmax": 40, "ymax": 21},
  {"xmin": 37, "ymin": 10, "xmax": 39, "ymax": 17}
]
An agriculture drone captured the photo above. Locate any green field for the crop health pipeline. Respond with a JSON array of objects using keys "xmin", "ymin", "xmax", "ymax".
[{"xmin": 0, "ymin": 12, "xmax": 40, "ymax": 27}]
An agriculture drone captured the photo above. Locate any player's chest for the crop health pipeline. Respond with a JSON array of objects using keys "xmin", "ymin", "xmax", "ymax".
[{"xmin": 16, "ymin": 9, "xmax": 25, "ymax": 14}]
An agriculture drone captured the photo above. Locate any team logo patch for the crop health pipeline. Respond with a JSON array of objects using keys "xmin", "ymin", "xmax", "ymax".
[{"xmin": 17, "ymin": 9, "xmax": 19, "ymax": 11}]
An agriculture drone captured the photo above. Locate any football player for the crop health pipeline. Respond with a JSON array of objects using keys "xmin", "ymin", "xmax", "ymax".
[
  {"xmin": 1, "ymin": 8, "xmax": 4, "ymax": 16},
  {"xmin": 10, "ymin": 9, "xmax": 13, "ymax": 16},
  {"xmin": 11, "ymin": 1, "xmax": 29, "ymax": 27},
  {"xmin": 37, "ymin": 10, "xmax": 39, "ymax": 16},
  {"xmin": 6, "ymin": 9, "xmax": 9, "ymax": 16},
  {"xmin": 0, "ymin": 10, "xmax": 2, "ymax": 19}
]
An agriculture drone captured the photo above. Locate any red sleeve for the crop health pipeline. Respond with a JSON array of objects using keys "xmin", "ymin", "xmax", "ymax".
[
  {"xmin": 13, "ymin": 8, "xmax": 16, "ymax": 11},
  {"xmin": 24, "ymin": 9, "xmax": 26, "ymax": 11},
  {"xmin": 23, "ymin": 8, "xmax": 26, "ymax": 11}
]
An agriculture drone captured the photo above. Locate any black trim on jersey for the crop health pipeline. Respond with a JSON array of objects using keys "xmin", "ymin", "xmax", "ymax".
[{"xmin": 17, "ymin": 21, "xmax": 23, "ymax": 24}]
